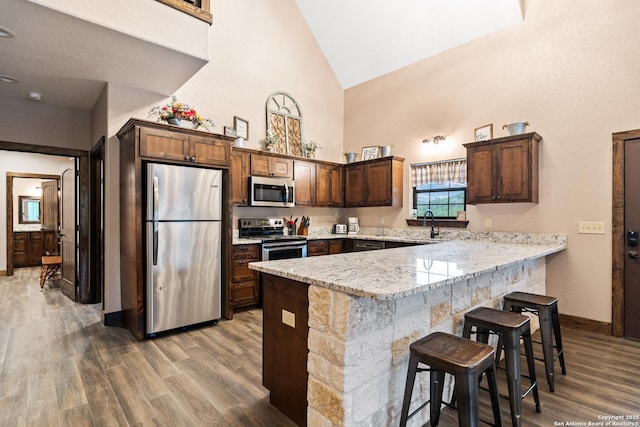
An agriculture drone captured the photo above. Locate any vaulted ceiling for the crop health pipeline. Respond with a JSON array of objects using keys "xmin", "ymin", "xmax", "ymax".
[{"xmin": 0, "ymin": 1, "xmax": 523, "ymax": 110}]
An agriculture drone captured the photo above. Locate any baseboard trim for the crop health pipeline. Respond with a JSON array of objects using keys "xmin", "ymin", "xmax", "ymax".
[
  {"xmin": 104, "ymin": 310, "xmax": 124, "ymax": 327},
  {"xmin": 560, "ymin": 313, "xmax": 611, "ymax": 335}
]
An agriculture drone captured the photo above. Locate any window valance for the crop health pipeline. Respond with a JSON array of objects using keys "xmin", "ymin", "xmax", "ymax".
[{"xmin": 410, "ymin": 158, "xmax": 466, "ymax": 187}]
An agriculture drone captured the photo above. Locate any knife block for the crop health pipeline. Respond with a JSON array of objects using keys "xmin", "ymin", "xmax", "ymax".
[{"xmin": 298, "ymin": 226, "xmax": 308, "ymax": 236}]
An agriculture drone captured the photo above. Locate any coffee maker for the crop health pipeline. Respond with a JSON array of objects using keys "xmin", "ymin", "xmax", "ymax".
[{"xmin": 348, "ymin": 217, "xmax": 359, "ymax": 235}]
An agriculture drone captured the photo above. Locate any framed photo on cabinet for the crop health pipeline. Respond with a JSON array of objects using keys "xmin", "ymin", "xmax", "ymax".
[
  {"xmin": 361, "ymin": 146, "xmax": 380, "ymax": 161},
  {"xmin": 474, "ymin": 124, "xmax": 493, "ymax": 142},
  {"xmin": 234, "ymin": 116, "xmax": 249, "ymax": 139}
]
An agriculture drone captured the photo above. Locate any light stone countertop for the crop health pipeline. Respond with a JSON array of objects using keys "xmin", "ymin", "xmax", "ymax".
[{"xmin": 249, "ymin": 239, "xmax": 566, "ymax": 300}]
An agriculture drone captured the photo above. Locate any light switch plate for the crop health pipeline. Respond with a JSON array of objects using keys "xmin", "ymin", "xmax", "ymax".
[
  {"xmin": 578, "ymin": 221, "xmax": 605, "ymax": 234},
  {"xmin": 282, "ymin": 309, "xmax": 295, "ymax": 328},
  {"xmin": 484, "ymin": 218, "xmax": 492, "ymax": 228}
]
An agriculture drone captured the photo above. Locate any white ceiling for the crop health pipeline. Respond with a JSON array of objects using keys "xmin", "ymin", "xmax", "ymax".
[
  {"xmin": 295, "ymin": 0, "xmax": 524, "ymax": 88},
  {"xmin": 0, "ymin": 1, "xmax": 523, "ymax": 111}
]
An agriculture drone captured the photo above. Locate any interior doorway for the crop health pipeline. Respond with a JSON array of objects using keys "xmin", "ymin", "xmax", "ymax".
[
  {"xmin": 1, "ymin": 141, "xmax": 94, "ymax": 303},
  {"xmin": 612, "ymin": 129, "xmax": 640, "ymax": 338}
]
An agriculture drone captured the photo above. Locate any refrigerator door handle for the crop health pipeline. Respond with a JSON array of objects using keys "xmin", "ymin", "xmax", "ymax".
[
  {"xmin": 153, "ymin": 176, "xmax": 159, "ymax": 222},
  {"xmin": 153, "ymin": 176, "xmax": 159, "ymax": 265},
  {"xmin": 153, "ymin": 222, "xmax": 159, "ymax": 266}
]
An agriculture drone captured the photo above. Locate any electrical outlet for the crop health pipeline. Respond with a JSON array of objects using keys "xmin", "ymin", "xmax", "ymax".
[
  {"xmin": 484, "ymin": 218, "xmax": 492, "ymax": 228},
  {"xmin": 578, "ymin": 221, "xmax": 605, "ymax": 234},
  {"xmin": 282, "ymin": 309, "xmax": 295, "ymax": 328}
]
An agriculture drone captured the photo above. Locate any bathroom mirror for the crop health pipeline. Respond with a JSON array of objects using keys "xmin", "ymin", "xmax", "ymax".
[{"xmin": 19, "ymin": 196, "xmax": 41, "ymax": 224}]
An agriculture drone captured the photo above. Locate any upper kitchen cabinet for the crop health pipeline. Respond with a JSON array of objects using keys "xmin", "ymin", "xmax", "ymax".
[
  {"xmin": 250, "ymin": 153, "xmax": 293, "ymax": 178},
  {"xmin": 344, "ymin": 157, "xmax": 404, "ymax": 207},
  {"xmin": 464, "ymin": 132, "xmax": 542, "ymax": 204},
  {"xmin": 294, "ymin": 160, "xmax": 316, "ymax": 206},
  {"xmin": 231, "ymin": 150, "xmax": 250, "ymax": 206},
  {"xmin": 316, "ymin": 163, "xmax": 343, "ymax": 207},
  {"xmin": 137, "ymin": 125, "xmax": 230, "ymax": 167}
]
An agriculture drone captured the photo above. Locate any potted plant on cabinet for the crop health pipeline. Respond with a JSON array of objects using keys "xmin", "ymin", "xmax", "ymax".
[
  {"xmin": 259, "ymin": 130, "xmax": 280, "ymax": 152},
  {"xmin": 301, "ymin": 139, "xmax": 320, "ymax": 159}
]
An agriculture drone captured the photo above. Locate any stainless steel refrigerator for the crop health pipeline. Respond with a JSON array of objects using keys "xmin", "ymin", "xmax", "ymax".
[{"xmin": 145, "ymin": 163, "xmax": 222, "ymax": 335}]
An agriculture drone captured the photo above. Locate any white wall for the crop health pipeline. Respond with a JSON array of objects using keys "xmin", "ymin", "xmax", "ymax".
[
  {"xmin": 0, "ymin": 152, "xmax": 70, "ymax": 270},
  {"xmin": 0, "ymin": 95, "xmax": 91, "ymax": 151},
  {"xmin": 343, "ymin": 0, "xmax": 640, "ymax": 323}
]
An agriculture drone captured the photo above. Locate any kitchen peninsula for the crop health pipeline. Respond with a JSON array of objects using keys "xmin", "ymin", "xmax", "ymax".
[{"xmin": 249, "ymin": 233, "xmax": 566, "ymax": 426}]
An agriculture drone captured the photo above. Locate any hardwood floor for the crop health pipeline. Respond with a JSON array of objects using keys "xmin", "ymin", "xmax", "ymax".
[
  {"xmin": 0, "ymin": 268, "xmax": 295, "ymax": 426},
  {"xmin": 2, "ymin": 269, "xmax": 640, "ymax": 426}
]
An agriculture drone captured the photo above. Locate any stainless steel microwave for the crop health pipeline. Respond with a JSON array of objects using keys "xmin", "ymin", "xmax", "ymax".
[{"xmin": 249, "ymin": 176, "xmax": 295, "ymax": 207}]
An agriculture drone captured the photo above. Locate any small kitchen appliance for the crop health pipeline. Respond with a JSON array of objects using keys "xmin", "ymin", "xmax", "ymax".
[
  {"xmin": 347, "ymin": 217, "xmax": 360, "ymax": 235},
  {"xmin": 334, "ymin": 224, "xmax": 347, "ymax": 234}
]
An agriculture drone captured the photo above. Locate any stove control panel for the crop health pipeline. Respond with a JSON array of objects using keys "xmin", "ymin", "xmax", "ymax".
[{"xmin": 239, "ymin": 217, "xmax": 284, "ymax": 229}]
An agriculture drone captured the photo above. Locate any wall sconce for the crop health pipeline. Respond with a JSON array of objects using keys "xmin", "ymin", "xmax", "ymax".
[{"xmin": 422, "ymin": 135, "xmax": 446, "ymax": 144}]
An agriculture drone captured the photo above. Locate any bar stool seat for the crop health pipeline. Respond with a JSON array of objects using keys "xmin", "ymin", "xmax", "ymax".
[
  {"xmin": 462, "ymin": 307, "xmax": 540, "ymax": 427},
  {"xmin": 40, "ymin": 255, "xmax": 61, "ymax": 289},
  {"xmin": 400, "ymin": 332, "xmax": 502, "ymax": 427},
  {"xmin": 503, "ymin": 291, "xmax": 566, "ymax": 392}
]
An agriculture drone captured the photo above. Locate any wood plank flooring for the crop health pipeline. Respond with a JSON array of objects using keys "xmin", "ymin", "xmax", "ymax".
[
  {"xmin": 2, "ymin": 268, "xmax": 640, "ymax": 426},
  {"xmin": 0, "ymin": 268, "xmax": 295, "ymax": 426}
]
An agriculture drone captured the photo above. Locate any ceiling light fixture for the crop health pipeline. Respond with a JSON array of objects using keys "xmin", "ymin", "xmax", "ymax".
[
  {"xmin": 0, "ymin": 26, "xmax": 15, "ymax": 38},
  {"xmin": 422, "ymin": 135, "xmax": 447, "ymax": 144},
  {"xmin": 29, "ymin": 91, "xmax": 43, "ymax": 101},
  {"xmin": 0, "ymin": 75, "xmax": 19, "ymax": 84}
]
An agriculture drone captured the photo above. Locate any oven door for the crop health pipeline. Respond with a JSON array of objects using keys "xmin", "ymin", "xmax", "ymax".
[{"xmin": 262, "ymin": 241, "xmax": 308, "ymax": 261}]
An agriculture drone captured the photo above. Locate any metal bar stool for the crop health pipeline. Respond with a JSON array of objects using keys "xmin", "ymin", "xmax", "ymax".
[
  {"xmin": 503, "ymin": 291, "xmax": 566, "ymax": 392},
  {"xmin": 399, "ymin": 332, "xmax": 502, "ymax": 427},
  {"xmin": 462, "ymin": 307, "xmax": 540, "ymax": 427}
]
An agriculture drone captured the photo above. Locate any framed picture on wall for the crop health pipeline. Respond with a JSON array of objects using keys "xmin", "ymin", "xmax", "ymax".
[
  {"xmin": 474, "ymin": 124, "xmax": 493, "ymax": 141},
  {"xmin": 234, "ymin": 116, "xmax": 249, "ymax": 139},
  {"xmin": 361, "ymin": 146, "xmax": 380, "ymax": 161}
]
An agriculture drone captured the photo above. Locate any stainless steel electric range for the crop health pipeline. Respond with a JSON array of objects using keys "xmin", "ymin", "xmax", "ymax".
[{"xmin": 238, "ymin": 217, "xmax": 308, "ymax": 261}]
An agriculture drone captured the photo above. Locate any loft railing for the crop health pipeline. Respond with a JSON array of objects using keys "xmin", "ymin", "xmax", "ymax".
[{"xmin": 155, "ymin": 0, "xmax": 212, "ymax": 24}]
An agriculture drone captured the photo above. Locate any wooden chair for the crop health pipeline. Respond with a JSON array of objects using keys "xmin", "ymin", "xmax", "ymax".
[{"xmin": 40, "ymin": 255, "xmax": 61, "ymax": 289}]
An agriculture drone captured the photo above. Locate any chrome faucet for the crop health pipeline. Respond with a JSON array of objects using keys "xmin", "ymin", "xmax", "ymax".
[{"xmin": 423, "ymin": 210, "xmax": 440, "ymax": 239}]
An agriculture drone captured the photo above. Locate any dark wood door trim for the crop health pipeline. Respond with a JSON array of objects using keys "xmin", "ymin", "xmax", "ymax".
[
  {"xmin": 612, "ymin": 129, "xmax": 640, "ymax": 337},
  {"xmin": 6, "ymin": 172, "xmax": 60, "ymax": 276},
  {"xmin": 1, "ymin": 140, "xmax": 90, "ymax": 304}
]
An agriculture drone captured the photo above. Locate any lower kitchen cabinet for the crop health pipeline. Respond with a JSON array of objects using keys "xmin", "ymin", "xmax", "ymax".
[
  {"xmin": 308, "ymin": 239, "xmax": 344, "ymax": 257},
  {"xmin": 230, "ymin": 244, "xmax": 261, "ymax": 315}
]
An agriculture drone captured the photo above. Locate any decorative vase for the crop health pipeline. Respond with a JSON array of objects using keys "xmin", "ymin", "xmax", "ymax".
[
  {"xmin": 264, "ymin": 146, "xmax": 275, "ymax": 152},
  {"xmin": 305, "ymin": 151, "xmax": 315, "ymax": 159}
]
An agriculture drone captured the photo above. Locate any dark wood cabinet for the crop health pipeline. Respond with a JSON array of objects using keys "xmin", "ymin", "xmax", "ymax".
[
  {"xmin": 230, "ymin": 244, "xmax": 261, "ymax": 312},
  {"xmin": 307, "ymin": 240, "xmax": 329, "ymax": 257},
  {"xmin": 465, "ymin": 132, "xmax": 542, "ymax": 204},
  {"xmin": 139, "ymin": 126, "xmax": 230, "ymax": 167},
  {"xmin": 117, "ymin": 118, "xmax": 233, "ymax": 340},
  {"xmin": 294, "ymin": 160, "xmax": 316, "ymax": 206},
  {"xmin": 316, "ymin": 163, "xmax": 343, "ymax": 207},
  {"xmin": 329, "ymin": 239, "xmax": 343, "ymax": 254},
  {"xmin": 231, "ymin": 150, "xmax": 250, "ymax": 206},
  {"xmin": 344, "ymin": 157, "xmax": 404, "ymax": 207},
  {"xmin": 250, "ymin": 153, "xmax": 293, "ymax": 178},
  {"xmin": 13, "ymin": 231, "xmax": 43, "ymax": 267}
]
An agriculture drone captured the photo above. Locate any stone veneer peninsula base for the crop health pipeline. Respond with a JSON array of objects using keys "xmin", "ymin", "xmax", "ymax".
[{"xmin": 255, "ymin": 237, "xmax": 566, "ymax": 426}]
